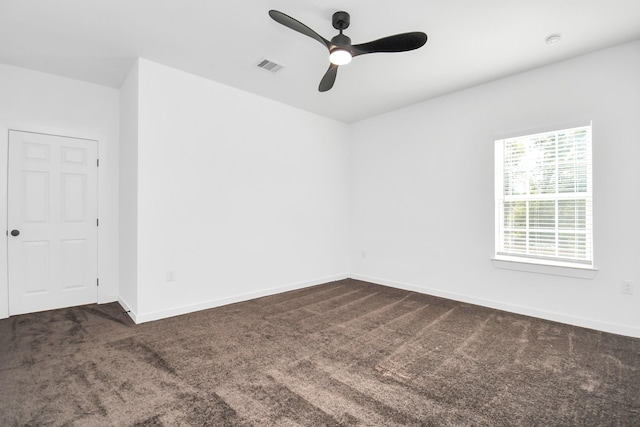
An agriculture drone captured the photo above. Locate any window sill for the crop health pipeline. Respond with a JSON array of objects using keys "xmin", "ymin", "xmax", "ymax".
[{"xmin": 491, "ymin": 258, "xmax": 598, "ymax": 279}]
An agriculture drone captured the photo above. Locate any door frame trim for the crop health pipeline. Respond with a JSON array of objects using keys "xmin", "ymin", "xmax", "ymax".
[
  {"xmin": 1, "ymin": 124, "xmax": 8, "ymax": 319},
  {"xmin": 1, "ymin": 123, "xmax": 104, "ymax": 319}
]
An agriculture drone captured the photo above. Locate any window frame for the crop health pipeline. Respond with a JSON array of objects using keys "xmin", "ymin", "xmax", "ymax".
[{"xmin": 494, "ymin": 122, "xmax": 595, "ymax": 273}]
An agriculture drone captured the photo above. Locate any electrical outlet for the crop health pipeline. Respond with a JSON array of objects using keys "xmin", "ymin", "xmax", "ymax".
[
  {"xmin": 166, "ymin": 270, "xmax": 176, "ymax": 282},
  {"xmin": 621, "ymin": 280, "xmax": 634, "ymax": 295}
]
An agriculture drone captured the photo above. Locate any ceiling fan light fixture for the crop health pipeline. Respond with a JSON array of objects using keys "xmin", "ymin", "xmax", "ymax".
[
  {"xmin": 269, "ymin": 10, "xmax": 428, "ymax": 91},
  {"xmin": 329, "ymin": 48, "xmax": 352, "ymax": 65}
]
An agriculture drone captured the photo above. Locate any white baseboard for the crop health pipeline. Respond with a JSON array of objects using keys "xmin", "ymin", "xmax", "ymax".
[
  {"xmin": 133, "ymin": 273, "xmax": 349, "ymax": 324},
  {"xmin": 117, "ymin": 297, "xmax": 138, "ymax": 323},
  {"xmin": 350, "ymin": 273, "xmax": 640, "ymax": 339}
]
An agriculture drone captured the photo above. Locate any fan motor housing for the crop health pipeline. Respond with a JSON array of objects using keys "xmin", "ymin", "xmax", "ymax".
[{"xmin": 331, "ymin": 33, "xmax": 351, "ymax": 47}]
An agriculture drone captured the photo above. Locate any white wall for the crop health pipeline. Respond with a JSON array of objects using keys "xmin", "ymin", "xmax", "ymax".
[
  {"xmin": 130, "ymin": 59, "xmax": 349, "ymax": 322},
  {"xmin": 0, "ymin": 63, "xmax": 120, "ymax": 313},
  {"xmin": 118, "ymin": 62, "xmax": 139, "ymax": 315},
  {"xmin": 350, "ymin": 40, "xmax": 640, "ymax": 337}
]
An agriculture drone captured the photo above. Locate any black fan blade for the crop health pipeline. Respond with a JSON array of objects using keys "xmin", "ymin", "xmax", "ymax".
[
  {"xmin": 319, "ymin": 64, "xmax": 338, "ymax": 92},
  {"xmin": 352, "ymin": 32, "xmax": 427, "ymax": 57},
  {"xmin": 269, "ymin": 10, "xmax": 330, "ymax": 50}
]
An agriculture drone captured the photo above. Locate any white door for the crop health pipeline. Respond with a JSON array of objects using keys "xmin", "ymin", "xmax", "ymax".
[{"xmin": 7, "ymin": 131, "xmax": 98, "ymax": 315}]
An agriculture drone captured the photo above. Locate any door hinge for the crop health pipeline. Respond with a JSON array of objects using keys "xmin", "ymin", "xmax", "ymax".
[
  {"xmin": 97, "ymin": 218, "xmax": 99, "ymax": 227},
  {"xmin": 97, "ymin": 158, "xmax": 100, "ymax": 167},
  {"xmin": 97, "ymin": 278, "xmax": 99, "ymax": 287}
]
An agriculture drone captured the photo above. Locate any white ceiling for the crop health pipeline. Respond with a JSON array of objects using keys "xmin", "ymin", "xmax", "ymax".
[{"xmin": 1, "ymin": 0, "xmax": 639, "ymax": 123}]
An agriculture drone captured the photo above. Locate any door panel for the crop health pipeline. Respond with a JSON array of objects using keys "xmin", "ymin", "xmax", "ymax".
[
  {"xmin": 8, "ymin": 131, "xmax": 98, "ymax": 315},
  {"xmin": 62, "ymin": 173, "xmax": 87, "ymax": 222},
  {"xmin": 23, "ymin": 171, "xmax": 50, "ymax": 222},
  {"xmin": 22, "ymin": 241, "xmax": 49, "ymax": 294},
  {"xmin": 61, "ymin": 239, "xmax": 87, "ymax": 289}
]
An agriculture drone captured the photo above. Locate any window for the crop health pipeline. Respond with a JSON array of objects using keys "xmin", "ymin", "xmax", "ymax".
[{"xmin": 495, "ymin": 124, "xmax": 593, "ymax": 268}]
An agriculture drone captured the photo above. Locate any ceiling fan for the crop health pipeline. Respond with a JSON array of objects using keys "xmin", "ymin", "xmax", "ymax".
[{"xmin": 269, "ymin": 10, "xmax": 428, "ymax": 92}]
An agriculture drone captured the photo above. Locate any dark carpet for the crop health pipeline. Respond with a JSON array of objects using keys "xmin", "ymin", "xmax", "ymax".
[{"xmin": 1, "ymin": 279, "xmax": 639, "ymax": 426}]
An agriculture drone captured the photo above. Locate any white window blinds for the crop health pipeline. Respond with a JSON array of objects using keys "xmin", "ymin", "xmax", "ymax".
[{"xmin": 495, "ymin": 124, "xmax": 593, "ymax": 267}]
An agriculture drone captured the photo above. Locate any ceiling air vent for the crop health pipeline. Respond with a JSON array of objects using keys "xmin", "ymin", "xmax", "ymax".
[{"xmin": 256, "ymin": 58, "xmax": 284, "ymax": 73}]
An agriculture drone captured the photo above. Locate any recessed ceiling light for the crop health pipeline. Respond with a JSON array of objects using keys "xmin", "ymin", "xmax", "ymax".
[{"xmin": 546, "ymin": 34, "xmax": 561, "ymax": 45}]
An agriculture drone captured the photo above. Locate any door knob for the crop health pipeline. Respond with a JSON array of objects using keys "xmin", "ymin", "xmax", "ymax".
[{"xmin": 10, "ymin": 229, "xmax": 20, "ymax": 236}]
